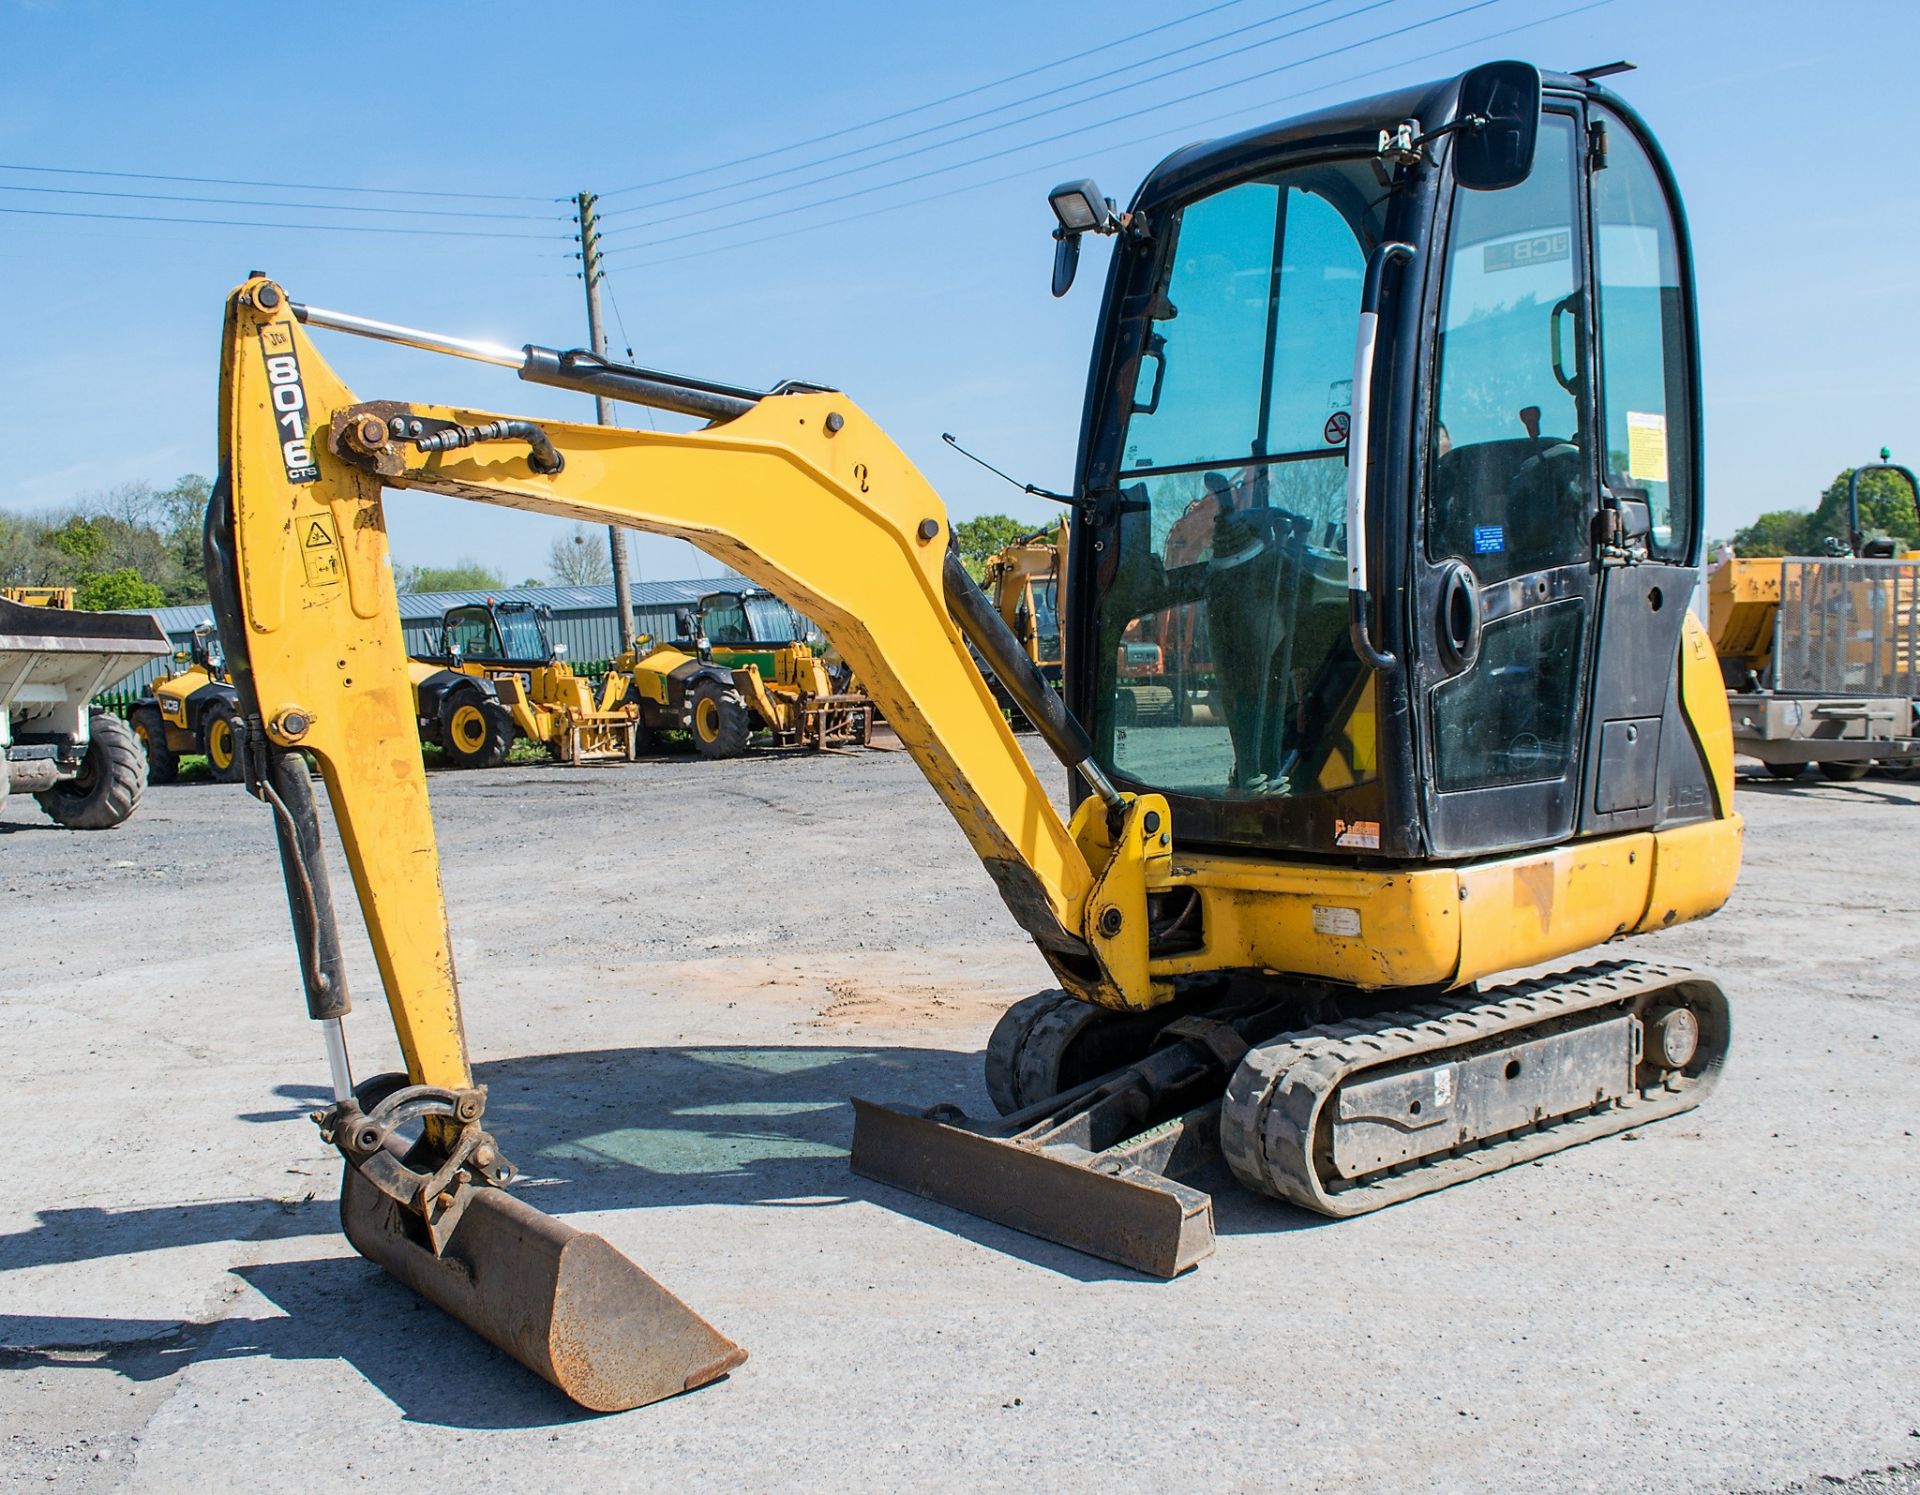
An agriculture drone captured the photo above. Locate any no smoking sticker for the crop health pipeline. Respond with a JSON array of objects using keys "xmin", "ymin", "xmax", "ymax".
[{"xmin": 1323, "ymin": 411, "xmax": 1350, "ymax": 446}]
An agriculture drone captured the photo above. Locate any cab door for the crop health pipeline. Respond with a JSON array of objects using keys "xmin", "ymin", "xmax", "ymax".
[
  {"xmin": 1417, "ymin": 106, "xmax": 1600, "ymax": 855},
  {"xmin": 1575, "ymin": 103, "xmax": 1706, "ymax": 834}
]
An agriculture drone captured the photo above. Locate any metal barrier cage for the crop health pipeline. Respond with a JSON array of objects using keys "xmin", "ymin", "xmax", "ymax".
[{"xmin": 1772, "ymin": 558, "xmax": 1920, "ymax": 697}]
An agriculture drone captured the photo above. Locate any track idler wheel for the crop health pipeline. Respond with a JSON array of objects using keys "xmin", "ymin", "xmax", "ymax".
[
  {"xmin": 326, "ymin": 1074, "xmax": 746, "ymax": 1411},
  {"xmin": 983, "ymin": 989, "xmax": 1197, "ymax": 1115}
]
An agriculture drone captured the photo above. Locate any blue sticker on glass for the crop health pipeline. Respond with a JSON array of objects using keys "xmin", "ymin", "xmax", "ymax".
[{"xmin": 1472, "ymin": 524, "xmax": 1505, "ymax": 555}]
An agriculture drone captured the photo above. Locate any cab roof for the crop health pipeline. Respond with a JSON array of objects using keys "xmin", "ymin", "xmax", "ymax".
[{"xmin": 1130, "ymin": 65, "xmax": 1593, "ymax": 212}]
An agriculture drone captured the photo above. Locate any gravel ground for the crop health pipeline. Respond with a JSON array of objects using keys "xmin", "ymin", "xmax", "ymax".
[{"xmin": 1, "ymin": 744, "xmax": 1916, "ymax": 1493}]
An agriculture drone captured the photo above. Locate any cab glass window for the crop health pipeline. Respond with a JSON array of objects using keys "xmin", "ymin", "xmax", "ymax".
[
  {"xmin": 1592, "ymin": 108, "xmax": 1693, "ymax": 560},
  {"xmin": 1096, "ymin": 158, "xmax": 1384, "ymax": 800},
  {"xmin": 443, "ymin": 607, "xmax": 502, "ymax": 659},
  {"xmin": 1429, "ymin": 113, "xmax": 1588, "ymax": 586},
  {"xmin": 702, "ymin": 598, "xmax": 751, "ymax": 644}
]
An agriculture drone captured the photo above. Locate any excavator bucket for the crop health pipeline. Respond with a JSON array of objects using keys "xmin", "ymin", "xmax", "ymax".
[{"xmin": 341, "ymin": 1161, "xmax": 745, "ymax": 1412}]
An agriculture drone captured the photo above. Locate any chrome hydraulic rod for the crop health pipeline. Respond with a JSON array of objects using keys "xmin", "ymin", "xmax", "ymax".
[{"xmin": 289, "ymin": 301, "xmax": 525, "ymax": 367}]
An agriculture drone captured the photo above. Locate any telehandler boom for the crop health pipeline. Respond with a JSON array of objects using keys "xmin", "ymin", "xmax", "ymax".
[{"xmin": 208, "ymin": 62, "xmax": 1740, "ymax": 1411}]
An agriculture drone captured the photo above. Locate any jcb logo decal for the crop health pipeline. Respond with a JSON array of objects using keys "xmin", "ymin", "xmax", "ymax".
[{"xmin": 258, "ymin": 324, "xmax": 320, "ymax": 484}]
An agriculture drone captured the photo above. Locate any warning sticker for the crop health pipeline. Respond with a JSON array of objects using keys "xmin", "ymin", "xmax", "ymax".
[
  {"xmin": 1626, "ymin": 410, "xmax": 1669, "ymax": 484},
  {"xmin": 1334, "ymin": 817, "xmax": 1381, "ymax": 851},
  {"xmin": 299, "ymin": 510, "xmax": 343, "ymax": 588},
  {"xmin": 1472, "ymin": 524, "xmax": 1505, "ymax": 555},
  {"xmin": 1312, "ymin": 904, "xmax": 1362, "ymax": 937}
]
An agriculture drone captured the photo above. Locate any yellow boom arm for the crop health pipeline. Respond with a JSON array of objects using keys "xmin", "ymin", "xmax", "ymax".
[{"xmin": 215, "ymin": 279, "xmax": 1178, "ymax": 1090}]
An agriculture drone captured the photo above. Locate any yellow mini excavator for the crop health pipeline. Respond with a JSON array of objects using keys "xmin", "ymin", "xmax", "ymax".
[{"xmin": 206, "ymin": 63, "xmax": 1740, "ymax": 1411}]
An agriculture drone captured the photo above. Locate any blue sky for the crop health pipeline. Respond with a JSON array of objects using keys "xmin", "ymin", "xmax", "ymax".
[{"xmin": 2, "ymin": 0, "xmax": 1913, "ymax": 583}]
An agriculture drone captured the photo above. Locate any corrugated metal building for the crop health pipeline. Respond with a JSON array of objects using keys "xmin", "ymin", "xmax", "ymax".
[{"xmin": 107, "ymin": 573, "xmax": 743, "ymax": 696}]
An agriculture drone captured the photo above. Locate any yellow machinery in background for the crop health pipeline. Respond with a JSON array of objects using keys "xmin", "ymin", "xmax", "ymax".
[
  {"xmin": 619, "ymin": 586, "xmax": 874, "ymax": 757},
  {"xmin": 1, "ymin": 586, "xmax": 76, "ymax": 608},
  {"xmin": 129, "ymin": 622, "xmax": 247, "ymax": 784},
  {"xmin": 205, "ymin": 63, "xmax": 1741, "ymax": 1412},
  {"xmin": 408, "ymin": 597, "xmax": 636, "ymax": 766},
  {"xmin": 1708, "ymin": 452, "xmax": 1920, "ymax": 780}
]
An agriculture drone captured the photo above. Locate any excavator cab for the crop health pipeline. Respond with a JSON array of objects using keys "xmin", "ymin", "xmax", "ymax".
[
  {"xmin": 204, "ymin": 59, "xmax": 1739, "ymax": 1413},
  {"xmin": 1064, "ymin": 60, "xmax": 1711, "ymax": 859}
]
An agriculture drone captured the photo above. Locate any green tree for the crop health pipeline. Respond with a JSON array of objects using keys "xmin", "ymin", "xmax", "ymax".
[
  {"xmin": 50, "ymin": 516, "xmax": 107, "ymax": 569},
  {"xmin": 396, "ymin": 560, "xmax": 505, "ymax": 593},
  {"xmin": 953, "ymin": 514, "xmax": 1038, "ymax": 580},
  {"xmin": 1730, "ymin": 509, "xmax": 1814, "ymax": 558},
  {"xmin": 75, "ymin": 567, "xmax": 165, "ymax": 611}
]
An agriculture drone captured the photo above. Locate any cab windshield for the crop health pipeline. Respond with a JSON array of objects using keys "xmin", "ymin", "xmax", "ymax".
[
  {"xmin": 493, "ymin": 604, "xmax": 551, "ymax": 663},
  {"xmin": 1094, "ymin": 156, "xmax": 1384, "ymax": 800}
]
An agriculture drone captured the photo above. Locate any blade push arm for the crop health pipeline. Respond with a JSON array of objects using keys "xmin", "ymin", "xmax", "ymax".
[{"xmin": 217, "ymin": 279, "xmax": 1173, "ymax": 1060}]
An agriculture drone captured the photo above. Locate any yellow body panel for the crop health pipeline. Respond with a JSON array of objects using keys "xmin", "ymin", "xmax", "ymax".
[{"xmin": 1678, "ymin": 611, "xmax": 1736, "ymax": 815}]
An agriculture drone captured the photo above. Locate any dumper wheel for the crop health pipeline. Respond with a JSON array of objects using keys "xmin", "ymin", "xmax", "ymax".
[
  {"xmin": 441, "ymin": 692, "xmax": 513, "ymax": 769},
  {"xmin": 203, "ymin": 704, "xmax": 246, "ymax": 783},
  {"xmin": 689, "ymin": 679, "xmax": 752, "ymax": 759},
  {"xmin": 35, "ymin": 711, "xmax": 146, "ymax": 830},
  {"xmin": 1762, "ymin": 762, "xmax": 1807, "ymax": 781},
  {"xmin": 130, "ymin": 706, "xmax": 178, "ymax": 785},
  {"xmin": 1817, "ymin": 761, "xmax": 1871, "ymax": 783}
]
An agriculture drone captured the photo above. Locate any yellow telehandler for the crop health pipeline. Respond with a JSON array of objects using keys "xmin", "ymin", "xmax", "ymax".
[
  {"xmin": 618, "ymin": 586, "xmax": 875, "ymax": 756},
  {"xmin": 408, "ymin": 596, "xmax": 637, "ymax": 766},
  {"xmin": 205, "ymin": 62, "xmax": 1739, "ymax": 1411},
  {"xmin": 129, "ymin": 622, "xmax": 248, "ymax": 783}
]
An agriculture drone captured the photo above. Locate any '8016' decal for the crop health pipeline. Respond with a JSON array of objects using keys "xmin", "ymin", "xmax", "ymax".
[{"xmin": 257, "ymin": 323, "xmax": 320, "ymax": 484}]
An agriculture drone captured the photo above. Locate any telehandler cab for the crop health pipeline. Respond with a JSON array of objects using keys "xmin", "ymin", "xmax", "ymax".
[{"xmin": 206, "ymin": 62, "xmax": 1739, "ymax": 1410}]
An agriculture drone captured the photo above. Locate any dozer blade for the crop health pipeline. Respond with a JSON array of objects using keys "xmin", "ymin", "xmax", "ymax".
[
  {"xmin": 850, "ymin": 1097, "xmax": 1216, "ymax": 1278},
  {"xmin": 341, "ymin": 1162, "xmax": 745, "ymax": 1412}
]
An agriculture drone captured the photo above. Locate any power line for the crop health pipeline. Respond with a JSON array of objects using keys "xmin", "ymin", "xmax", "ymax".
[
  {"xmin": 599, "ymin": 0, "xmax": 1250, "ymax": 199},
  {"xmin": 611, "ymin": 0, "xmax": 1615, "ymax": 273},
  {"xmin": 0, "ymin": 180, "xmax": 572, "ymax": 222},
  {"xmin": 0, "ymin": 204, "xmax": 564, "ymax": 241},
  {"xmin": 0, "ymin": 160, "xmax": 558, "ymax": 203},
  {"xmin": 605, "ymin": 0, "xmax": 1488, "ymax": 260},
  {"xmin": 602, "ymin": 0, "xmax": 1350, "ymax": 220}
]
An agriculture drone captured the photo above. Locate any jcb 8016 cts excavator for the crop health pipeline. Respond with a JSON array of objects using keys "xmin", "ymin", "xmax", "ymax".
[{"xmin": 207, "ymin": 62, "xmax": 1739, "ymax": 1411}]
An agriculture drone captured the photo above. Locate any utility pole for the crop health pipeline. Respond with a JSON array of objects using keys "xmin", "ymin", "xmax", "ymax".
[{"xmin": 576, "ymin": 190, "xmax": 637, "ymax": 652}]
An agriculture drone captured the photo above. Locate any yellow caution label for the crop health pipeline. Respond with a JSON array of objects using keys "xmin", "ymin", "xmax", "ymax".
[
  {"xmin": 300, "ymin": 510, "xmax": 343, "ymax": 588},
  {"xmin": 1626, "ymin": 411, "xmax": 1669, "ymax": 485}
]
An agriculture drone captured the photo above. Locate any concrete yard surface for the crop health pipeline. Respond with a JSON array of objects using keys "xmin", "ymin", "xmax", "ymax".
[{"xmin": 2, "ymin": 747, "xmax": 1917, "ymax": 1492}]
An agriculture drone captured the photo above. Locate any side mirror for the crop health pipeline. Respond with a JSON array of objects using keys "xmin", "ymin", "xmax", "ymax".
[
  {"xmin": 1051, "ymin": 231, "xmax": 1081, "ymax": 298},
  {"xmin": 1047, "ymin": 178, "xmax": 1117, "ymax": 298},
  {"xmin": 1453, "ymin": 61, "xmax": 1542, "ymax": 191}
]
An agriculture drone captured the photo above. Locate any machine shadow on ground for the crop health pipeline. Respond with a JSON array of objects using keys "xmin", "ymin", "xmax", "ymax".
[{"xmin": 1, "ymin": 1038, "xmax": 1321, "ymax": 1425}]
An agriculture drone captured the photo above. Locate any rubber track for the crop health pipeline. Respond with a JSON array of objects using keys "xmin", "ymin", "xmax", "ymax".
[
  {"xmin": 1219, "ymin": 959, "xmax": 1729, "ymax": 1217},
  {"xmin": 983, "ymin": 990, "xmax": 1083, "ymax": 1116}
]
